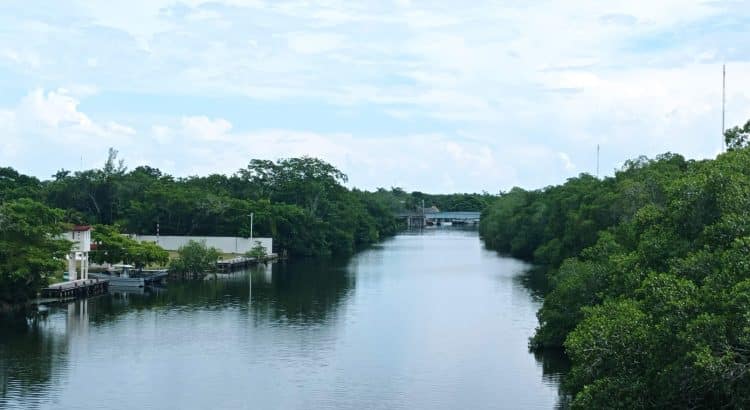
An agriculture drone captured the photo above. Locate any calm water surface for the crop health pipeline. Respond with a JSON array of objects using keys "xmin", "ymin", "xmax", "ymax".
[{"xmin": 1, "ymin": 229, "xmax": 567, "ymax": 409}]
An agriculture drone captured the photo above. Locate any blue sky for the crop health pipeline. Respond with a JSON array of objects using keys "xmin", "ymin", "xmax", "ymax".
[{"xmin": 1, "ymin": 0, "xmax": 749, "ymax": 193}]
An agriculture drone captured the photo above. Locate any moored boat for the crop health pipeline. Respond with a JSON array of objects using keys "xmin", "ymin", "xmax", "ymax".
[
  {"xmin": 138, "ymin": 269, "xmax": 169, "ymax": 285},
  {"xmin": 90, "ymin": 264, "xmax": 145, "ymax": 287}
]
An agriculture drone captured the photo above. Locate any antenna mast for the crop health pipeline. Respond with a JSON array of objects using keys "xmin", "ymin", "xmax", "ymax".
[
  {"xmin": 596, "ymin": 144, "xmax": 600, "ymax": 178},
  {"xmin": 722, "ymin": 64, "xmax": 726, "ymax": 152}
]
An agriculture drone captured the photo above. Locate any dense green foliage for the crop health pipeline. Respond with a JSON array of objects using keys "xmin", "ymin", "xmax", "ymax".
[
  {"xmin": 0, "ymin": 150, "xmax": 491, "ymax": 303},
  {"xmin": 1, "ymin": 151, "xmax": 402, "ymax": 258},
  {"xmin": 725, "ymin": 119, "xmax": 750, "ymax": 151},
  {"xmin": 246, "ymin": 240, "xmax": 268, "ymax": 261},
  {"xmin": 169, "ymin": 240, "xmax": 220, "ymax": 275},
  {"xmin": 364, "ymin": 187, "xmax": 494, "ymax": 213},
  {"xmin": 0, "ymin": 199, "xmax": 71, "ymax": 305},
  {"xmin": 480, "ymin": 125, "xmax": 750, "ymax": 408},
  {"xmin": 90, "ymin": 225, "xmax": 169, "ymax": 268},
  {"xmin": 2, "ymin": 150, "xmax": 492, "ymax": 259}
]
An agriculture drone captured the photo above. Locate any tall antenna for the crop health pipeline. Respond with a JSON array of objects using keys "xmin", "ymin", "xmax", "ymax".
[
  {"xmin": 722, "ymin": 64, "xmax": 726, "ymax": 152},
  {"xmin": 596, "ymin": 144, "xmax": 600, "ymax": 178}
]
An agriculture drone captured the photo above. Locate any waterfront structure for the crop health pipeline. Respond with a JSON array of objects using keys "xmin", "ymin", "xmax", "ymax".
[
  {"xmin": 127, "ymin": 234, "xmax": 272, "ymax": 255},
  {"xmin": 64, "ymin": 225, "xmax": 91, "ymax": 281},
  {"xmin": 396, "ymin": 210, "xmax": 481, "ymax": 227}
]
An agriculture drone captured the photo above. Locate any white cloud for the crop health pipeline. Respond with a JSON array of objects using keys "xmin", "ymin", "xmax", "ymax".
[
  {"xmin": 557, "ymin": 152, "xmax": 576, "ymax": 172},
  {"xmin": 0, "ymin": 85, "xmax": 552, "ymax": 191},
  {"xmin": 0, "ymin": 110, "xmax": 20, "ymax": 163},
  {"xmin": 15, "ymin": 88, "xmax": 134, "ymax": 140},
  {"xmin": 150, "ymin": 128, "xmax": 573, "ymax": 193},
  {"xmin": 181, "ymin": 116, "xmax": 233, "ymax": 141},
  {"xmin": 0, "ymin": 1, "xmax": 749, "ymax": 191},
  {"xmin": 0, "ymin": 86, "xmax": 672, "ymax": 192},
  {"xmin": 0, "ymin": 89, "xmax": 137, "ymax": 171},
  {"xmin": 17, "ymin": 88, "xmax": 90, "ymax": 129},
  {"xmin": 106, "ymin": 122, "xmax": 136, "ymax": 136},
  {"xmin": 1, "ymin": 48, "xmax": 41, "ymax": 69},
  {"xmin": 286, "ymin": 32, "xmax": 344, "ymax": 54},
  {"xmin": 152, "ymin": 125, "xmax": 172, "ymax": 144}
]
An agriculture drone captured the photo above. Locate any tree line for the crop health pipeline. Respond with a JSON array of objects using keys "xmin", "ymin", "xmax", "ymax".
[
  {"xmin": 479, "ymin": 119, "xmax": 750, "ymax": 408},
  {"xmin": 0, "ymin": 150, "xmax": 491, "ymax": 305}
]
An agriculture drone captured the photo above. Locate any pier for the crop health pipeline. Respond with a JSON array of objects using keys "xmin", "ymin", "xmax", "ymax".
[
  {"xmin": 216, "ymin": 254, "xmax": 278, "ymax": 272},
  {"xmin": 42, "ymin": 279, "xmax": 109, "ymax": 300}
]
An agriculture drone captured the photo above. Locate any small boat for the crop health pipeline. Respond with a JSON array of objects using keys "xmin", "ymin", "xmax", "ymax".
[
  {"xmin": 90, "ymin": 264, "xmax": 145, "ymax": 287},
  {"xmin": 137, "ymin": 269, "xmax": 169, "ymax": 284}
]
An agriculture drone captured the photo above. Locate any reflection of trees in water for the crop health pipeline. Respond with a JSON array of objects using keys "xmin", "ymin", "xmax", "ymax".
[
  {"xmin": 0, "ymin": 260, "xmax": 354, "ymax": 406},
  {"xmin": 0, "ymin": 310, "xmax": 69, "ymax": 408},
  {"xmin": 251, "ymin": 258, "xmax": 354, "ymax": 325},
  {"xmin": 515, "ymin": 266, "xmax": 552, "ymax": 302},
  {"xmin": 85, "ymin": 279, "xmax": 248, "ymax": 324},
  {"xmin": 82, "ymin": 259, "xmax": 355, "ymax": 328},
  {"xmin": 533, "ymin": 348, "xmax": 572, "ymax": 409},
  {"xmin": 516, "ymin": 268, "xmax": 573, "ymax": 409},
  {"xmin": 1, "ymin": 259, "xmax": 354, "ymax": 405}
]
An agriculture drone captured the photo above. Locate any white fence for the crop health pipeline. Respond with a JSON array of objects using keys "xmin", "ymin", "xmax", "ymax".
[{"xmin": 129, "ymin": 235, "xmax": 273, "ymax": 255}]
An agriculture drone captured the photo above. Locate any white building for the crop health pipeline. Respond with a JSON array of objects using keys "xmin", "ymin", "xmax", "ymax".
[{"xmin": 64, "ymin": 225, "xmax": 91, "ymax": 281}]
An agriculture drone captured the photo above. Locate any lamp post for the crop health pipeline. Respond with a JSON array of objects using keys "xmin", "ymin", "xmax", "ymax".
[{"xmin": 249, "ymin": 212, "xmax": 254, "ymax": 242}]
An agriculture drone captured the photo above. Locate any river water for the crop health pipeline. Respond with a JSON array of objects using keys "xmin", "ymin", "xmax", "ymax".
[{"xmin": 0, "ymin": 228, "xmax": 567, "ymax": 409}]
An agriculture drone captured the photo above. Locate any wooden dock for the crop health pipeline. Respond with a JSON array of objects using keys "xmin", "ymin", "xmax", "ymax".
[
  {"xmin": 42, "ymin": 279, "xmax": 109, "ymax": 300},
  {"xmin": 216, "ymin": 254, "xmax": 278, "ymax": 272}
]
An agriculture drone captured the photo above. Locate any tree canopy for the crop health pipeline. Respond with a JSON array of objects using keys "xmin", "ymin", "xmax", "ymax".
[
  {"xmin": 725, "ymin": 119, "xmax": 750, "ymax": 151},
  {"xmin": 32, "ymin": 155, "xmax": 403, "ymax": 257},
  {"xmin": 0, "ymin": 199, "xmax": 71, "ymax": 305},
  {"xmin": 480, "ymin": 119, "xmax": 750, "ymax": 408},
  {"xmin": 90, "ymin": 225, "xmax": 168, "ymax": 268},
  {"xmin": 169, "ymin": 240, "xmax": 220, "ymax": 276}
]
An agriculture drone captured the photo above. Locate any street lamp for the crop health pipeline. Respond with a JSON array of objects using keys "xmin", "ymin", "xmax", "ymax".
[{"xmin": 248, "ymin": 212, "xmax": 254, "ymax": 242}]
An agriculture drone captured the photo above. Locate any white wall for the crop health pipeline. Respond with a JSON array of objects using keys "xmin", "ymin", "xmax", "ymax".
[
  {"xmin": 63, "ymin": 230, "xmax": 91, "ymax": 252},
  {"xmin": 129, "ymin": 235, "xmax": 273, "ymax": 255}
]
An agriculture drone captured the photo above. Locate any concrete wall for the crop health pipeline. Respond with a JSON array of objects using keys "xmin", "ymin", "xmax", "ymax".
[{"xmin": 129, "ymin": 235, "xmax": 273, "ymax": 255}]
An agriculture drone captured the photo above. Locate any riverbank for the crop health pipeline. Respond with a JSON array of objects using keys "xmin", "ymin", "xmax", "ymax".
[{"xmin": 480, "ymin": 147, "xmax": 750, "ymax": 408}]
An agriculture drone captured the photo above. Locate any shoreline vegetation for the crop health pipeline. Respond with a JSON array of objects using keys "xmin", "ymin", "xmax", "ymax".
[
  {"xmin": 479, "ymin": 119, "xmax": 750, "ymax": 408},
  {"xmin": 0, "ymin": 150, "xmax": 492, "ymax": 307}
]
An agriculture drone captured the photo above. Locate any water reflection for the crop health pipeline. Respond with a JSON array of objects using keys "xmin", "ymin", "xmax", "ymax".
[
  {"xmin": 83, "ymin": 260, "xmax": 354, "ymax": 325},
  {"xmin": 250, "ymin": 258, "xmax": 354, "ymax": 325},
  {"xmin": 515, "ymin": 267, "xmax": 573, "ymax": 408},
  {"xmin": 0, "ymin": 310, "xmax": 69, "ymax": 409},
  {"xmin": 1, "ymin": 229, "xmax": 569, "ymax": 409}
]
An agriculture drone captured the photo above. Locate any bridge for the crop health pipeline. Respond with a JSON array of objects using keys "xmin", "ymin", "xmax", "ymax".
[{"xmin": 396, "ymin": 211, "xmax": 481, "ymax": 228}]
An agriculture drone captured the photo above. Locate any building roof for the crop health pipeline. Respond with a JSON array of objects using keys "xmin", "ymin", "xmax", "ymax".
[{"xmin": 71, "ymin": 225, "xmax": 92, "ymax": 232}]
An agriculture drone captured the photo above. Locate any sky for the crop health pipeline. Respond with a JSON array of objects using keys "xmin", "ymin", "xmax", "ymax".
[{"xmin": 1, "ymin": 0, "xmax": 749, "ymax": 193}]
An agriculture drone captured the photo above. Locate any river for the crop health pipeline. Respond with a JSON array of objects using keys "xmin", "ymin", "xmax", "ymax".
[{"xmin": 0, "ymin": 228, "xmax": 568, "ymax": 409}]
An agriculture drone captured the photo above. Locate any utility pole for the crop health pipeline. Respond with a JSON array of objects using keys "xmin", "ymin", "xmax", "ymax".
[
  {"xmin": 722, "ymin": 64, "xmax": 726, "ymax": 152},
  {"xmin": 421, "ymin": 199, "xmax": 425, "ymax": 229},
  {"xmin": 250, "ymin": 212, "xmax": 254, "ymax": 242}
]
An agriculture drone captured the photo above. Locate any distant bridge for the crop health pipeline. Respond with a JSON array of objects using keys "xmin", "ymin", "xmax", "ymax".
[{"xmin": 396, "ymin": 211, "xmax": 481, "ymax": 228}]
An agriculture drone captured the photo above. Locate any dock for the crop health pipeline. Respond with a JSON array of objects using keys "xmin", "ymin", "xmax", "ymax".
[
  {"xmin": 42, "ymin": 279, "xmax": 109, "ymax": 300},
  {"xmin": 216, "ymin": 254, "xmax": 278, "ymax": 272}
]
